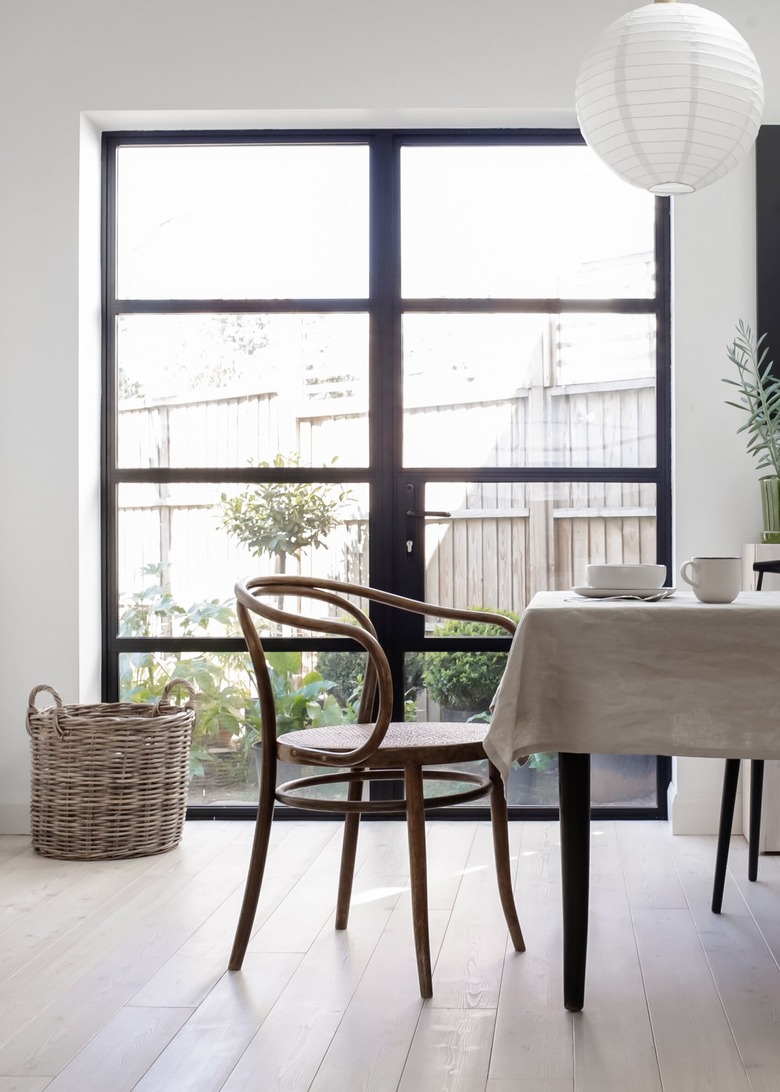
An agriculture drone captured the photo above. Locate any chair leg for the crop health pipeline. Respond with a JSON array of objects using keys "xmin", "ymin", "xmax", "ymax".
[
  {"xmin": 335, "ymin": 775, "xmax": 364, "ymax": 930},
  {"xmin": 228, "ymin": 777, "xmax": 275, "ymax": 970},
  {"xmin": 712, "ymin": 758, "xmax": 741, "ymax": 914},
  {"xmin": 405, "ymin": 764, "xmax": 433, "ymax": 998},
  {"xmin": 488, "ymin": 763, "xmax": 525, "ymax": 952},
  {"xmin": 749, "ymin": 759, "xmax": 765, "ymax": 883}
]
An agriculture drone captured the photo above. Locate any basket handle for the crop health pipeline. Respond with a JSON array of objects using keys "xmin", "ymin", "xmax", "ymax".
[
  {"xmin": 26, "ymin": 685, "xmax": 66, "ymax": 737},
  {"xmin": 25, "ymin": 680, "xmax": 196, "ymax": 737},
  {"xmin": 155, "ymin": 677, "xmax": 197, "ymax": 714}
]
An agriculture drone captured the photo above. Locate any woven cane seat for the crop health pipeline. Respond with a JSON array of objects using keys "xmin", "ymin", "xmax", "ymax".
[{"xmin": 278, "ymin": 719, "xmax": 489, "ymax": 766}]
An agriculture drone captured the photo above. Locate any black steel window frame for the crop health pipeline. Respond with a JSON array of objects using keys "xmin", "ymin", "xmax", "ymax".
[{"xmin": 101, "ymin": 127, "xmax": 673, "ymax": 820}]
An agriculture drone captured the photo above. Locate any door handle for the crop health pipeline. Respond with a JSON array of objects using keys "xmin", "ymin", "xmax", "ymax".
[{"xmin": 403, "ymin": 484, "xmax": 450, "ymax": 559}]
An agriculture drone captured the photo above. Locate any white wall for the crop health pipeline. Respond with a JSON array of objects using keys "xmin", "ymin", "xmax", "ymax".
[{"xmin": 0, "ymin": 0, "xmax": 777, "ymax": 833}]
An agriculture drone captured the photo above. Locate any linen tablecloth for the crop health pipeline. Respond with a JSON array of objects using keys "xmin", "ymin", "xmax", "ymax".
[{"xmin": 484, "ymin": 589, "xmax": 780, "ymax": 784}]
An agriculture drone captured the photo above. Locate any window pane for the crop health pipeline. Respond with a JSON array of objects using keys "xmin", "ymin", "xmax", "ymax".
[
  {"xmin": 505, "ymin": 754, "xmax": 658, "ymax": 807},
  {"xmin": 119, "ymin": 650, "xmax": 259, "ymax": 805},
  {"xmin": 412, "ymin": 650, "xmax": 508, "ymax": 722},
  {"xmin": 117, "ymin": 313, "xmax": 369, "ymax": 468},
  {"xmin": 422, "ymin": 481, "xmax": 658, "ymax": 616},
  {"xmin": 116, "ymin": 144, "xmax": 369, "ymax": 299},
  {"xmin": 402, "ymin": 313, "xmax": 655, "ymax": 468},
  {"xmin": 556, "ymin": 313, "xmax": 655, "ymax": 386},
  {"xmin": 117, "ymin": 481, "xmax": 368, "ymax": 637},
  {"xmin": 405, "ymin": 653, "xmax": 658, "ymax": 809},
  {"xmin": 119, "ymin": 649, "xmax": 364, "ymax": 807},
  {"xmin": 401, "ymin": 145, "xmax": 655, "ymax": 299}
]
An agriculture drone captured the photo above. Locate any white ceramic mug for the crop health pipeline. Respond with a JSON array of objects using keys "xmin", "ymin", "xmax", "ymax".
[{"xmin": 679, "ymin": 556, "xmax": 742, "ymax": 604}]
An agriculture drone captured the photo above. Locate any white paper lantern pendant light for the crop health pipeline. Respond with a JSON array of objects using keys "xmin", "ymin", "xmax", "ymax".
[{"xmin": 575, "ymin": 0, "xmax": 764, "ymax": 195}]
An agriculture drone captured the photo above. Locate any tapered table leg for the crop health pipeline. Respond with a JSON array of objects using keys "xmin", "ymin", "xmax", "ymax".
[
  {"xmin": 712, "ymin": 757, "xmax": 740, "ymax": 913},
  {"xmin": 748, "ymin": 759, "xmax": 765, "ymax": 883},
  {"xmin": 558, "ymin": 751, "xmax": 591, "ymax": 1012}
]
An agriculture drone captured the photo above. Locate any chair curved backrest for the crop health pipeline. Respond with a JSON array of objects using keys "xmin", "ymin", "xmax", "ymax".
[{"xmin": 234, "ymin": 574, "xmax": 517, "ymax": 768}]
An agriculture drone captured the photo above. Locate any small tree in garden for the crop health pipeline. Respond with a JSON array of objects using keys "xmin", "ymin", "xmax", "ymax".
[
  {"xmin": 120, "ymin": 459, "xmax": 357, "ymax": 796},
  {"xmin": 218, "ymin": 452, "xmax": 352, "ymax": 573},
  {"xmin": 214, "ymin": 453, "xmax": 357, "ymax": 768}
]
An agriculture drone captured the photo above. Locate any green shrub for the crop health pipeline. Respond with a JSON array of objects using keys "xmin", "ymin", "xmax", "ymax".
[
  {"xmin": 315, "ymin": 649, "xmax": 368, "ymax": 706},
  {"xmin": 422, "ymin": 609, "xmax": 519, "ymax": 713}
]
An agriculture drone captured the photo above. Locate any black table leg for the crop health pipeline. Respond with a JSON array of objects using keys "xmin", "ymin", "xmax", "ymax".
[
  {"xmin": 558, "ymin": 751, "xmax": 591, "ymax": 1012},
  {"xmin": 749, "ymin": 759, "xmax": 765, "ymax": 883},
  {"xmin": 712, "ymin": 757, "xmax": 740, "ymax": 913}
]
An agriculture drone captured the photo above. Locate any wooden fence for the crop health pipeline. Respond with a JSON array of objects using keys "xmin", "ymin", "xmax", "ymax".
[{"xmin": 117, "ymin": 378, "xmax": 657, "ymax": 628}]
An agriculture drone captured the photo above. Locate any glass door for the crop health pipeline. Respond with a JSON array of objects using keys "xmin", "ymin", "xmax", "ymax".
[
  {"xmin": 103, "ymin": 130, "xmax": 670, "ymax": 816},
  {"xmin": 393, "ymin": 139, "xmax": 669, "ymax": 813}
]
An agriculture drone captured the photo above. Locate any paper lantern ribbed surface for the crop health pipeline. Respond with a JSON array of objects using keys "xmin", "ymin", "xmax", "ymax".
[{"xmin": 575, "ymin": 2, "xmax": 764, "ymax": 195}]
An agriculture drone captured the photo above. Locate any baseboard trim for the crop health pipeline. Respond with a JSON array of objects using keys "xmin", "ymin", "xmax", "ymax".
[
  {"xmin": 669, "ymin": 783, "xmax": 743, "ymax": 836},
  {"xmin": 0, "ymin": 806, "xmax": 31, "ymax": 836}
]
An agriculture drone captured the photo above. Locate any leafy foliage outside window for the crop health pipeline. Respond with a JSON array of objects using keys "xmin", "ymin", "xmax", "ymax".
[
  {"xmin": 118, "ymin": 313, "xmax": 269, "ymax": 403},
  {"xmin": 217, "ymin": 452, "xmax": 352, "ymax": 573},
  {"xmin": 119, "ymin": 565, "xmax": 350, "ymax": 783},
  {"xmin": 422, "ymin": 609, "xmax": 520, "ymax": 714},
  {"xmin": 121, "ymin": 455, "xmax": 358, "ymax": 791}
]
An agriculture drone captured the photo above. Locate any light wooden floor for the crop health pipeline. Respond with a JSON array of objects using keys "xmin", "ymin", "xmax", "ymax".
[{"xmin": 2, "ymin": 818, "xmax": 780, "ymax": 1091}]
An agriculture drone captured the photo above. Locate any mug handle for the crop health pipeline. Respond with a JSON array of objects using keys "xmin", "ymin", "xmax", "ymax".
[{"xmin": 679, "ymin": 560, "xmax": 696, "ymax": 587}]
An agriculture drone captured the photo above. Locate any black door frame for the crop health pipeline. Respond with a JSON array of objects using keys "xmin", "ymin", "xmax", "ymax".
[{"xmin": 101, "ymin": 128, "xmax": 672, "ymax": 819}]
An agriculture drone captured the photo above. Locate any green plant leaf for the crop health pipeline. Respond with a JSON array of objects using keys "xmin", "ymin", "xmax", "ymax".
[
  {"xmin": 724, "ymin": 322, "xmax": 780, "ymax": 477},
  {"xmin": 267, "ymin": 650, "xmax": 302, "ymax": 676}
]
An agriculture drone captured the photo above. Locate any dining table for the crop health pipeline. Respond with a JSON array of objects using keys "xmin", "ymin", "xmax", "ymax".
[{"xmin": 484, "ymin": 587, "xmax": 780, "ymax": 1012}]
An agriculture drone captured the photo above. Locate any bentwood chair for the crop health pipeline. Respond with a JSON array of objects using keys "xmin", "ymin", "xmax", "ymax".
[
  {"xmin": 228, "ymin": 574, "xmax": 525, "ymax": 997},
  {"xmin": 712, "ymin": 559, "xmax": 780, "ymax": 913}
]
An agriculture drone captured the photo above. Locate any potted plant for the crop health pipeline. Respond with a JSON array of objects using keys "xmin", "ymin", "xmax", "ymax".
[{"xmin": 724, "ymin": 320, "xmax": 780, "ymax": 542}]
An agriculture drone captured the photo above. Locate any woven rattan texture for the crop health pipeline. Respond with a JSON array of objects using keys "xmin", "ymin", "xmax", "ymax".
[
  {"xmin": 26, "ymin": 683, "xmax": 196, "ymax": 861},
  {"xmin": 280, "ymin": 720, "xmax": 488, "ymax": 753}
]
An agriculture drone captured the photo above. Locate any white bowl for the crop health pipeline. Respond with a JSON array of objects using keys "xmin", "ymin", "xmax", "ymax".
[{"xmin": 586, "ymin": 563, "xmax": 666, "ymax": 590}]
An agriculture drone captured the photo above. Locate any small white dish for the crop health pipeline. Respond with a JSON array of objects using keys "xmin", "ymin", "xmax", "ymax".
[
  {"xmin": 585, "ymin": 563, "xmax": 666, "ymax": 590},
  {"xmin": 572, "ymin": 585, "xmax": 676, "ymax": 600}
]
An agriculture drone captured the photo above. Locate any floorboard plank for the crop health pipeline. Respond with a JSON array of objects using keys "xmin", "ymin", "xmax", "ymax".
[
  {"xmin": 0, "ymin": 1077, "xmax": 51, "ymax": 1092},
  {"xmin": 40, "ymin": 1005, "xmax": 192, "ymax": 1092},
  {"xmin": 0, "ymin": 871, "xmax": 196, "ymax": 1057},
  {"xmin": 398, "ymin": 1006, "xmax": 495, "ymax": 1091},
  {"xmin": 572, "ymin": 822, "xmax": 662, "ymax": 1092},
  {"xmin": 243, "ymin": 823, "xmax": 351, "ymax": 954},
  {"xmin": 223, "ymin": 885, "xmax": 412, "ymax": 1091},
  {"xmin": 724, "ymin": 836, "xmax": 780, "ymax": 963},
  {"xmin": 615, "ymin": 818, "xmax": 688, "ymax": 910},
  {"xmin": 1, "ymin": 821, "xmax": 778, "ymax": 1091},
  {"xmin": 745, "ymin": 1065, "xmax": 780, "ymax": 1092},
  {"xmin": 0, "ymin": 827, "xmax": 289, "ymax": 1071},
  {"xmin": 486, "ymin": 1082, "xmax": 573, "ymax": 1092},
  {"xmin": 305, "ymin": 907, "xmax": 449, "ymax": 1092},
  {"xmin": 669, "ymin": 834, "xmax": 780, "ymax": 1076},
  {"xmin": 131, "ymin": 953, "xmax": 301, "ymax": 1092},
  {"xmin": 429, "ymin": 822, "xmax": 522, "ymax": 1011},
  {"xmin": 490, "ymin": 821, "xmax": 573, "ymax": 1084},
  {"xmin": 633, "ymin": 903, "xmax": 752, "ymax": 1091},
  {"xmin": 0, "ymin": 856, "xmax": 171, "ymax": 985}
]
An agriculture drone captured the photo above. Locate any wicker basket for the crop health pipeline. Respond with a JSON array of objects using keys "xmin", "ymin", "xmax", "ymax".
[{"xmin": 26, "ymin": 679, "xmax": 196, "ymax": 861}]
